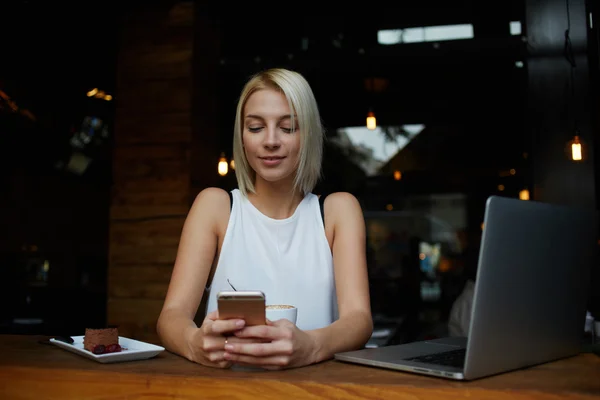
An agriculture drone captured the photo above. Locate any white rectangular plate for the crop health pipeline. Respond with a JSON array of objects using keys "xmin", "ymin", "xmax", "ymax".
[{"xmin": 49, "ymin": 335, "xmax": 165, "ymax": 364}]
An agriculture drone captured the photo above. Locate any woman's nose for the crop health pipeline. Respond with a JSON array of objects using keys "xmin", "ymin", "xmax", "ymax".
[{"xmin": 263, "ymin": 126, "xmax": 281, "ymax": 148}]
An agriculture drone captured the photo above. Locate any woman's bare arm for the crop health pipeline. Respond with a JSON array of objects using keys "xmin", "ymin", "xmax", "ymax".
[
  {"xmin": 156, "ymin": 187, "xmax": 231, "ymax": 362},
  {"xmin": 307, "ymin": 192, "xmax": 373, "ymax": 362}
]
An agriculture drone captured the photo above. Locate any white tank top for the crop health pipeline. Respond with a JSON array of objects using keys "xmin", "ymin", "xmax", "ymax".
[{"xmin": 205, "ymin": 189, "xmax": 336, "ymax": 330}]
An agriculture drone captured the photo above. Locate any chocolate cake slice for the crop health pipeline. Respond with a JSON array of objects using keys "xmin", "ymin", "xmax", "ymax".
[{"xmin": 83, "ymin": 327, "xmax": 121, "ymax": 354}]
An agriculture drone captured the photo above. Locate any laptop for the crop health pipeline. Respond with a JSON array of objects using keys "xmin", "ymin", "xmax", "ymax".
[{"xmin": 335, "ymin": 195, "xmax": 598, "ymax": 380}]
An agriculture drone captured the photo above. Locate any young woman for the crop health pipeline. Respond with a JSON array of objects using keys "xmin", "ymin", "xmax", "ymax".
[{"xmin": 157, "ymin": 68, "xmax": 372, "ymax": 370}]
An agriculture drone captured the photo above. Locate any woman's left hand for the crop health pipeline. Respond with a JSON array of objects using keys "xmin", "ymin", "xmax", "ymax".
[{"xmin": 224, "ymin": 319, "xmax": 318, "ymax": 369}]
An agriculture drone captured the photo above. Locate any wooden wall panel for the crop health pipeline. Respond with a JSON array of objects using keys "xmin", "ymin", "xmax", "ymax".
[
  {"xmin": 107, "ymin": 298, "xmax": 166, "ymax": 343},
  {"xmin": 108, "ymin": 1, "xmax": 194, "ymax": 345},
  {"xmin": 110, "ymin": 217, "xmax": 185, "ymax": 265},
  {"xmin": 116, "ymin": 79, "xmax": 192, "ymax": 114},
  {"xmin": 111, "ymin": 191, "xmax": 189, "ymax": 220},
  {"xmin": 108, "ymin": 265, "xmax": 173, "ymax": 299},
  {"xmin": 112, "ymin": 145, "xmax": 190, "ymax": 192},
  {"xmin": 119, "ymin": 48, "xmax": 192, "ymax": 81},
  {"xmin": 115, "ymin": 112, "xmax": 191, "ymax": 145}
]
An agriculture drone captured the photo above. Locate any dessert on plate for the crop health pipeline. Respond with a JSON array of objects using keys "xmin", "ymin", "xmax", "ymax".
[{"xmin": 83, "ymin": 327, "xmax": 122, "ymax": 354}]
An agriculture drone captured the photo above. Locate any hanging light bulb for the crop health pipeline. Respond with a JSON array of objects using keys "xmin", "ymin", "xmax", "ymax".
[
  {"xmin": 519, "ymin": 189, "xmax": 530, "ymax": 201},
  {"xmin": 366, "ymin": 110, "xmax": 376, "ymax": 130},
  {"xmin": 566, "ymin": 134, "xmax": 584, "ymax": 161},
  {"xmin": 218, "ymin": 152, "xmax": 228, "ymax": 176},
  {"xmin": 562, "ymin": 5, "xmax": 583, "ymax": 164},
  {"xmin": 229, "ymin": 159, "xmax": 235, "ymax": 170}
]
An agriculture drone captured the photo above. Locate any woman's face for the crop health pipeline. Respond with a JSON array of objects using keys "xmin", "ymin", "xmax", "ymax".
[{"xmin": 242, "ymin": 88, "xmax": 301, "ymax": 186}]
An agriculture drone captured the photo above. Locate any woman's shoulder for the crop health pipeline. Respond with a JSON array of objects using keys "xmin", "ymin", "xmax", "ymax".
[
  {"xmin": 320, "ymin": 191, "xmax": 361, "ymax": 209},
  {"xmin": 188, "ymin": 187, "xmax": 232, "ymax": 222},
  {"xmin": 194, "ymin": 187, "xmax": 231, "ymax": 205},
  {"xmin": 319, "ymin": 191, "xmax": 364, "ymax": 220}
]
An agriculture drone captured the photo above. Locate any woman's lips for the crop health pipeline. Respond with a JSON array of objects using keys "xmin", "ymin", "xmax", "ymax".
[{"xmin": 259, "ymin": 156, "xmax": 285, "ymax": 167}]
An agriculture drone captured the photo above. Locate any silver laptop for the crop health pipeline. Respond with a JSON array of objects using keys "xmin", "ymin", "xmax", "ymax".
[{"xmin": 335, "ymin": 195, "xmax": 598, "ymax": 380}]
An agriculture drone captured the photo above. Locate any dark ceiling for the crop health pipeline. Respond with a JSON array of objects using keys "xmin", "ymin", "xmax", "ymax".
[
  {"xmin": 1, "ymin": 2, "xmax": 119, "ymax": 109},
  {"xmin": 1, "ymin": 0, "xmax": 527, "ymax": 124},
  {"xmin": 1, "ymin": 0, "xmax": 530, "ymax": 174},
  {"xmin": 210, "ymin": 1, "xmax": 529, "ymax": 152},
  {"xmin": 0, "ymin": 1, "xmax": 120, "ymax": 176}
]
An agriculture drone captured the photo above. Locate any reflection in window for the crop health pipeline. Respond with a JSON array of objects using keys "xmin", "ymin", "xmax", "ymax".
[
  {"xmin": 331, "ymin": 124, "xmax": 424, "ymax": 176},
  {"xmin": 510, "ymin": 21, "xmax": 522, "ymax": 36},
  {"xmin": 69, "ymin": 116, "xmax": 109, "ymax": 150},
  {"xmin": 378, "ymin": 24, "xmax": 474, "ymax": 45}
]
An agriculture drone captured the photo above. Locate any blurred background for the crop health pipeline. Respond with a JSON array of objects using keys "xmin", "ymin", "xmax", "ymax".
[{"xmin": 1, "ymin": 0, "xmax": 599, "ymax": 346}]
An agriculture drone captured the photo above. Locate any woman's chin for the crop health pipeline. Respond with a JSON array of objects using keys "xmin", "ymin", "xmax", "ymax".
[{"xmin": 256, "ymin": 170, "xmax": 295, "ymax": 185}]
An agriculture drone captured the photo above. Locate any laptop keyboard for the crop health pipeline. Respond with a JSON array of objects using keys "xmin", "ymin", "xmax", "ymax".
[{"xmin": 405, "ymin": 348, "xmax": 466, "ymax": 368}]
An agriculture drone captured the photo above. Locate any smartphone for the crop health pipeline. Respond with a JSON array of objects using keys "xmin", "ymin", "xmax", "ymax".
[{"xmin": 217, "ymin": 290, "xmax": 266, "ymax": 326}]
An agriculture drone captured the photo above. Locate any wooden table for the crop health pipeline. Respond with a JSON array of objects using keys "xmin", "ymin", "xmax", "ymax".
[{"xmin": 0, "ymin": 335, "xmax": 599, "ymax": 399}]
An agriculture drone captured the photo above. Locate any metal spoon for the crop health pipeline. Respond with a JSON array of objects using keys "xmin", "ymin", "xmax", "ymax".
[{"xmin": 227, "ymin": 279, "xmax": 237, "ymax": 291}]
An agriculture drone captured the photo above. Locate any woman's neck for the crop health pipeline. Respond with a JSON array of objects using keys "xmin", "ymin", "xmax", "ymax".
[{"xmin": 248, "ymin": 178, "xmax": 304, "ymax": 220}]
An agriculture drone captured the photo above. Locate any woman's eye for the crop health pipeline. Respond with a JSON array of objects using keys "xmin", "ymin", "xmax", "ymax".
[
  {"xmin": 281, "ymin": 127, "xmax": 297, "ymax": 133},
  {"xmin": 247, "ymin": 126, "xmax": 262, "ymax": 133}
]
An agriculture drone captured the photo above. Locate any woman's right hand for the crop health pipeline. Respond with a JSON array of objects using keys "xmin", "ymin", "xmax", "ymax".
[{"xmin": 186, "ymin": 310, "xmax": 246, "ymax": 368}]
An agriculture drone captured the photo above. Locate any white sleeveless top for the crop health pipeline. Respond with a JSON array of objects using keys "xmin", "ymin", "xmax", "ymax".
[{"xmin": 205, "ymin": 189, "xmax": 336, "ymax": 331}]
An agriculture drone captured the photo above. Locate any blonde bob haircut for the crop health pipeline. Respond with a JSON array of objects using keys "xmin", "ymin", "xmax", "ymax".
[{"xmin": 232, "ymin": 68, "xmax": 324, "ymax": 197}]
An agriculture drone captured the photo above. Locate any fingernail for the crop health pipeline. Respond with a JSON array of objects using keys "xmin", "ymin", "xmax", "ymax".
[
  {"xmin": 236, "ymin": 320, "xmax": 245, "ymax": 328},
  {"xmin": 224, "ymin": 344, "xmax": 233, "ymax": 351}
]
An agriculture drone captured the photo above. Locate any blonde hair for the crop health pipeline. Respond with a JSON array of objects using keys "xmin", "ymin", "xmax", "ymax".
[{"xmin": 232, "ymin": 68, "xmax": 324, "ymax": 197}]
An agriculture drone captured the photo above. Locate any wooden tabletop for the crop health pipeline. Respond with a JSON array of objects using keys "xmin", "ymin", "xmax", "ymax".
[{"xmin": 0, "ymin": 335, "xmax": 599, "ymax": 399}]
